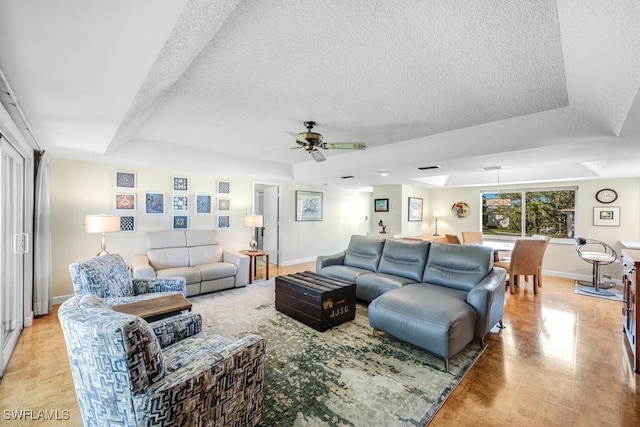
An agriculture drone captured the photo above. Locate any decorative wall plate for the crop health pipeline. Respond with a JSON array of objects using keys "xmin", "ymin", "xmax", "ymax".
[{"xmin": 452, "ymin": 202, "xmax": 469, "ymax": 218}]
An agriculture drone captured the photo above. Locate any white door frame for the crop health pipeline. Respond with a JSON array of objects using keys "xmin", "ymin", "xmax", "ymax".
[{"xmin": 252, "ymin": 181, "xmax": 282, "ymax": 266}]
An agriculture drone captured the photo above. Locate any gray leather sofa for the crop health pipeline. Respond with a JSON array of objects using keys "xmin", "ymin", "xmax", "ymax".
[
  {"xmin": 316, "ymin": 235, "xmax": 507, "ymax": 370},
  {"xmin": 131, "ymin": 230, "xmax": 249, "ymax": 297}
]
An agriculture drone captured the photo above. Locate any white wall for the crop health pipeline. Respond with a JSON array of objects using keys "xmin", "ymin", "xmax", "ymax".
[
  {"xmin": 50, "ymin": 159, "xmax": 372, "ymax": 299},
  {"xmin": 370, "ymin": 185, "xmax": 432, "ymax": 237}
]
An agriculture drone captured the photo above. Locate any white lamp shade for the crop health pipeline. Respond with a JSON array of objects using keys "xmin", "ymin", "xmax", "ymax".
[
  {"xmin": 243, "ymin": 214, "xmax": 264, "ymax": 228},
  {"xmin": 84, "ymin": 215, "xmax": 121, "ymax": 233},
  {"xmin": 433, "ymin": 209, "xmax": 441, "ymax": 218}
]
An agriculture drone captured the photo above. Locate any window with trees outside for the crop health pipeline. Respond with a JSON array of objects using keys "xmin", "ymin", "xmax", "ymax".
[{"xmin": 481, "ymin": 188, "xmax": 576, "ymax": 239}]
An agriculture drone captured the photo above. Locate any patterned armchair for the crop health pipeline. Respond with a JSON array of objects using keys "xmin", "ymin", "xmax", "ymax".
[
  {"xmin": 69, "ymin": 253, "xmax": 186, "ymax": 305},
  {"xmin": 58, "ymin": 294, "xmax": 266, "ymax": 426}
]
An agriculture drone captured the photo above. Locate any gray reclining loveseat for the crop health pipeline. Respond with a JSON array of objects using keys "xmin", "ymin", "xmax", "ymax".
[{"xmin": 316, "ymin": 235, "xmax": 507, "ymax": 370}]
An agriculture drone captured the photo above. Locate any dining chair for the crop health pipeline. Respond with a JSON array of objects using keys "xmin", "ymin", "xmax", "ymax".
[
  {"xmin": 529, "ymin": 235, "xmax": 551, "ymax": 287},
  {"xmin": 445, "ymin": 233, "xmax": 461, "ymax": 244},
  {"xmin": 494, "ymin": 238, "xmax": 548, "ymax": 294},
  {"xmin": 462, "ymin": 231, "xmax": 483, "ymax": 245}
]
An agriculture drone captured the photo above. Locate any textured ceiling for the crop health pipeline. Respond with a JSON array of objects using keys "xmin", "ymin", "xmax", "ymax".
[{"xmin": 1, "ymin": 0, "xmax": 639, "ymax": 189}]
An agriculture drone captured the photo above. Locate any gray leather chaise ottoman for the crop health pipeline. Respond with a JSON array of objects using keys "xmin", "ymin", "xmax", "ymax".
[{"xmin": 368, "ymin": 284, "xmax": 476, "ymax": 372}]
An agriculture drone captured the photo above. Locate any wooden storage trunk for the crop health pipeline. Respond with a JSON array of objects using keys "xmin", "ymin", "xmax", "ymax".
[{"xmin": 275, "ymin": 271, "xmax": 356, "ymax": 332}]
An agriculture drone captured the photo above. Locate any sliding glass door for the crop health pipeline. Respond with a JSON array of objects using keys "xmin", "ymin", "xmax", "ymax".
[{"xmin": 0, "ymin": 136, "xmax": 25, "ymax": 377}]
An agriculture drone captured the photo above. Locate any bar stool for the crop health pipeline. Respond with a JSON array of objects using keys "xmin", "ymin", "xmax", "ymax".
[{"xmin": 574, "ymin": 237, "xmax": 618, "ymax": 296}]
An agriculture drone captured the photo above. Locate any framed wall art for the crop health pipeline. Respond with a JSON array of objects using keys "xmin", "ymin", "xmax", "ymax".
[
  {"xmin": 173, "ymin": 176, "xmax": 189, "ymax": 191},
  {"xmin": 296, "ymin": 190, "xmax": 323, "ymax": 221},
  {"xmin": 374, "ymin": 198, "xmax": 389, "ymax": 212},
  {"xmin": 120, "ymin": 216, "xmax": 135, "ymax": 232},
  {"xmin": 115, "ymin": 193, "xmax": 136, "ymax": 211},
  {"xmin": 172, "ymin": 195, "xmax": 189, "ymax": 211},
  {"xmin": 216, "ymin": 215, "xmax": 230, "ymax": 229},
  {"xmin": 196, "ymin": 194, "xmax": 212, "ymax": 214},
  {"xmin": 115, "ymin": 171, "xmax": 136, "ymax": 189},
  {"xmin": 217, "ymin": 179, "xmax": 231, "ymax": 194},
  {"xmin": 145, "ymin": 192, "xmax": 165, "ymax": 214},
  {"xmin": 408, "ymin": 197, "xmax": 423, "ymax": 222},
  {"xmin": 217, "ymin": 197, "xmax": 230, "ymax": 212},
  {"xmin": 172, "ymin": 215, "xmax": 188, "ymax": 230},
  {"xmin": 593, "ymin": 206, "xmax": 620, "ymax": 226}
]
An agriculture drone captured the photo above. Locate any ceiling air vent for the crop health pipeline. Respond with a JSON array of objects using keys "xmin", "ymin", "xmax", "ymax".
[
  {"xmin": 418, "ymin": 165, "xmax": 440, "ymax": 170},
  {"xmin": 340, "ymin": 175, "xmax": 355, "ymax": 179}
]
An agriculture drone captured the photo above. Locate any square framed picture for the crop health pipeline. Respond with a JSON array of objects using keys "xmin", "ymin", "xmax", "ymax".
[
  {"xmin": 216, "ymin": 215, "xmax": 230, "ymax": 229},
  {"xmin": 172, "ymin": 195, "xmax": 189, "ymax": 211},
  {"xmin": 145, "ymin": 192, "xmax": 165, "ymax": 214},
  {"xmin": 115, "ymin": 193, "xmax": 136, "ymax": 211},
  {"xmin": 296, "ymin": 190, "xmax": 323, "ymax": 221},
  {"xmin": 374, "ymin": 198, "xmax": 389, "ymax": 212},
  {"xmin": 408, "ymin": 197, "xmax": 423, "ymax": 222},
  {"xmin": 115, "ymin": 171, "xmax": 136, "ymax": 189},
  {"xmin": 196, "ymin": 194, "xmax": 212, "ymax": 214},
  {"xmin": 173, "ymin": 176, "xmax": 189, "ymax": 192},
  {"xmin": 217, "ymin": 197, "xmax": 230, "ymax": 212},
  {"xmin": 172, "ymin": 215, "xmax": 188, "ymax": 230},
  {"xmin": 593, "ymin": 206, "xmax": 620, "ymax": 226},
  {"xmin": 120, "ymin": 216, "xmax": 135, "ymax": 232},
  {"xmin": 217, "ymin": 179, "xmax": 231, "ymax": 194}
]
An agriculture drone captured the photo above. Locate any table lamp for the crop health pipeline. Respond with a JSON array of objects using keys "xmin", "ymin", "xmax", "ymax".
[
  {"xmin": 243, "ymin": 214, "xmax": 263, "ymax": 252},
  {"xmin": 432, "ymin": 208, "xmax": 440, "ymax": 236},
  {"xmin": 84, "ymin": 214, "xmax": 121, "ymax": 256}
]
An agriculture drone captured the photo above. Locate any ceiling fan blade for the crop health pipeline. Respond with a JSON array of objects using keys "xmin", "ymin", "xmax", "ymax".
[
  {"xmin": 287, "ymin": 131, "xmax": 310, "ymax": 146},
  {"xmin": 309, "ymin": 149, "xmax": 326, "ymax": 162},
  {"xmin": 321, "ymin": 142, "xmax": 367, "ymax": 150}
]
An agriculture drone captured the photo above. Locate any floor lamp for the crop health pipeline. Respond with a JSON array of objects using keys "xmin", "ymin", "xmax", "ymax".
[
  {"xmin": 84, "ymin": 215, "xmax": 121, "ymax": 256},
  {"xmin": 243, "ymin": 214, "xmax": 264, "ymax": 252}
]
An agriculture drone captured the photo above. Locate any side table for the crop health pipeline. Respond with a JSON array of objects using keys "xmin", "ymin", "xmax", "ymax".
[{"xmin": 239, "ymin": 250, "xmax": 269, "ymax": 284}]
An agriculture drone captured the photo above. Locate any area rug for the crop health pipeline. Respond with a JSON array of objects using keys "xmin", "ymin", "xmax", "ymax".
[
  {"xmin": 574, "ymin": 280, "xmax": 623, "ymax": 302},
  {"xmin": 190, "ymin": 280, "xmax": 484, "ymax": 426}
]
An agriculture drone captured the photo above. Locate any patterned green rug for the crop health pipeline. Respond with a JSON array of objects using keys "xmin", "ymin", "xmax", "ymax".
[{"xmin": 190, "ymin": 279, "xmax": 483, "ymax": 426}]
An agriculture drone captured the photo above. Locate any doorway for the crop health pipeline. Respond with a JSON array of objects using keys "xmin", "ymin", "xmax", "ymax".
[
  {"xmin": 0, "ymin": 136, "xmax": 26, "ymax": 377},
  {"xmin": 253, "ymin": 182, "xmax": 281, "ymax": 266}
]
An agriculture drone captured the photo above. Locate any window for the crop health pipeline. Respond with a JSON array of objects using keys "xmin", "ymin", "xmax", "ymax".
[{"xmin": 482, "ymin": 188, "xmax": 576, "ymax": 238}]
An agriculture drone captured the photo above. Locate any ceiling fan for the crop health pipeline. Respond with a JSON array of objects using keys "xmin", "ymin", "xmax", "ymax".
[{"xmin": 287, "ymin": 121, "xmax": 367, "ymax": 162}]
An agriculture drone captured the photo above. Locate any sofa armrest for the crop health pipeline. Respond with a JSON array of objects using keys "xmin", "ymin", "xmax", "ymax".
[
  {"xmin": 130, "ymin": 254, "xmax": 156, "ymax": 279},
  {"xmin": 222, "ymin": 249, "xmax": 250, "ymax": 287},
  {"xmin": 316, "ymin": 251, "xmax": 346, "ymax": 271},
  {"xmin": 149, "ymin": 312, "xmax": 202, "ymax": 348},
  {"xmin": 466, "ymin": 267, "xmax": 507, "ymax": 341},
  {"xmin": 132, "ymin": 277, "xmax": 187, "ymax": 296},
  {"xmin": 136, "ymin": 334, "xmax": 265, "ymax": 424}
]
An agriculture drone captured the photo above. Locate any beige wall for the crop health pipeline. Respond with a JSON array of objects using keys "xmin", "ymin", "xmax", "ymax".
[{"xmin": 50, "ymin": 158, "xmax": 373, "ymax": 301}]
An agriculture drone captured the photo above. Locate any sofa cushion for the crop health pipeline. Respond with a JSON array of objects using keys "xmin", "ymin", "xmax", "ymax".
[
  {"xmin": 377, "ymin": 239, "xmax": 430, "ymax": 282},
  {"xmin": 148, "ymin": 247, "xmax": 190, "ymax": 270},
  {"xmin": 156, "ymin": 266, "xmax": 202, "ymax": 285},
  {"xmin": 197, "ymin": 262, "xmax": 237, "ymax": 281},
  {"xmin": 69, "ymin": 254, "xmax": 135, "ymax": 298},
  {"xmin": 319, "ymin": 265, "xmax": 372, "ymax": 283},
  {"xmin": 147, "ymin": 231, "xmax": 187, "ymax": 249},
  {"xmin": 343, "ymin": 236, "xmax": 385, "ymax": 271},
  {"xmin": 355, "ymin": 272, "xmax": 416, "ymax": 302},
  {"xmin": 189, "ymin": 245, "xmax": 223, "ymax": 266},
  {"xmin": 422, "ymin": 243, "xmax": 493, "ymax": 292},
  {"xmin": 185, "ymin": 230, "xmax": 219, "ymax": 247}
]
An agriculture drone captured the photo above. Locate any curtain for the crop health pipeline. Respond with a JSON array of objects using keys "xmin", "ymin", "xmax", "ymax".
[{"xmin": 33, "ymin": 151, "xmax": 51, "ymax": 315}]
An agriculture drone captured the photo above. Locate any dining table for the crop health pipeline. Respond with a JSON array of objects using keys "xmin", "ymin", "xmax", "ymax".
[{"xmin": 481, "ymin": 240, "xmax": 515, "ymax": 261}]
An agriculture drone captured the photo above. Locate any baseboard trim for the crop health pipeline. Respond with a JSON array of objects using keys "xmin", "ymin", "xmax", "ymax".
[
  {"xmin": 53, "ymin": 294, "xmax": 74, "ymax": 306},
  {"xmin": 279, "ymin": 256, "xmax": 317, "ymax": 267},
  {"xmin": 543, "ymin": 269, "xmax": 621, "ymax": 285}
]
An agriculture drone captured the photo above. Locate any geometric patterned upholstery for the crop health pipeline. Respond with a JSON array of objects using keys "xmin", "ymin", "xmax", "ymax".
[
  {"xmin": 58, "ymin": 294, "xmax": 266, "ymax": 426},
  {"xmin": 69, "ymin": 253, "xmax": 187, "ymax": 304}
]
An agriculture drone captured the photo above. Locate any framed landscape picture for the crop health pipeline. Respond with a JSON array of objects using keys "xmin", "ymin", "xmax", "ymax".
[
  {"xmin": 408, "ymin": 197, "xmax": 423, "ymax": 222},
  {"xmin": 296, "ymin": 190, "xmax": 323, "ymax": 221},
  {"xmin": 593, "ymin": 206, "xmax": 620, "ymax": 226},
  {"xmin": 374, "ymin": 198, "xmax": 389, "ymax": 212}
]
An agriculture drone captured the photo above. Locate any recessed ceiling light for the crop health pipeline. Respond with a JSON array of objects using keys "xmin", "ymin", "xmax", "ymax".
[{"xmin": 379, "ymin": 171, "xmax": 389, "ymax": 177}]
